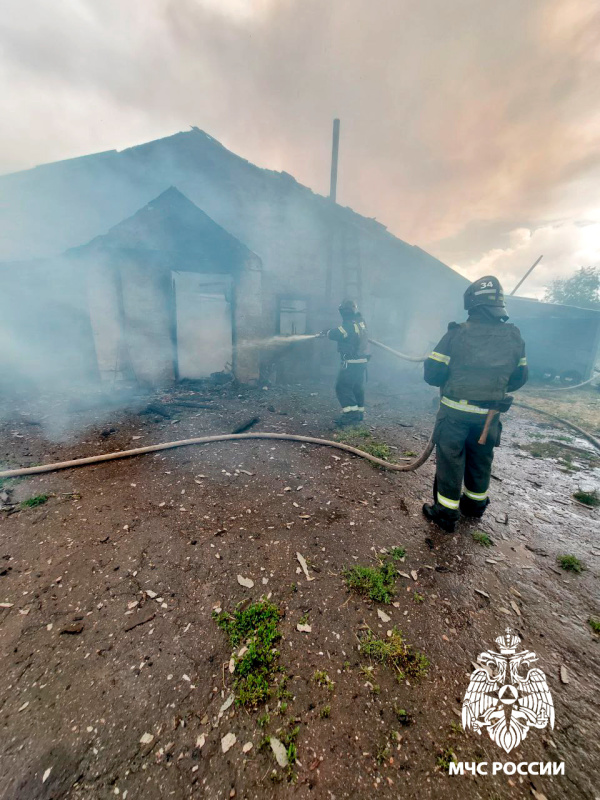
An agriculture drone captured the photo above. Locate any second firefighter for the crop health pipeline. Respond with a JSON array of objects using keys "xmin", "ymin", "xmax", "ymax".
[{"xmin": 322, "ymin": 300, "xmax": 369, "ymax": 426}]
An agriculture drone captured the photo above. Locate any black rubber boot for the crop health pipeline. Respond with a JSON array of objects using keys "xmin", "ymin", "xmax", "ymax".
[
  {"xmin": 459, "ymin": 495, "xmax": 490, "ymax": 519},
  {"xmin": 422, "ymin": 503, "xmax": 457, "ymax": 534}
]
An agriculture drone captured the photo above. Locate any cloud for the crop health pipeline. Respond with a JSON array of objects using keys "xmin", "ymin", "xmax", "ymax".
[
  {"xmin": 1, "ymin": 0, "xmax": 600, "ymax": 280},
  {"xmin": 454, "ymin": 213, "xmax": 600, "ymax": 297}
]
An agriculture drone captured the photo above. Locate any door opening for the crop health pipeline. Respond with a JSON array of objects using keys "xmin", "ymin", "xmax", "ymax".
[{"xmin": 172, "ymin": 272, "xmax": 232, "ymax": 379}]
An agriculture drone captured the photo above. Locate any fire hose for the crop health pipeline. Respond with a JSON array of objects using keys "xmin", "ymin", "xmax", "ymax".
[
  {"xmin": 546, "ymin": 370, "xmax": 600, "ymax": 392},
  {"xmin": 367, "ymin": 339, "xmax": 429, "ymax": 363},
  {"xmin": 369, "ymin": 338, "xmax": 600, "ymax": 449},
  {"xmin": 513, "ymin": 401, "xmax": 600, "ymax": 451},
  {"xmin": 0, "ymin": 340, "xmax": 433, "ymax": 480},
  {"xmin": 370, "ymin": 338, "xmax": 600, "ymax": 393},
  {"xmin": 1, "ymin": 340, "xmax": 598, "ymax": 480},
  {"xmin": 0, "ymin": 432, "xmax": 434, "ymax": 480}
]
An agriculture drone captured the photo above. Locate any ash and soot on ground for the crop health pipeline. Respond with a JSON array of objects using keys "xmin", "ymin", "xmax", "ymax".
[
  {"xmin": 0, "ymin": 372, "xmax": 598, "ymax": 799},
  {"xmin": 1, "ymin": 1, "xmax": 600, "ymax": 798}
]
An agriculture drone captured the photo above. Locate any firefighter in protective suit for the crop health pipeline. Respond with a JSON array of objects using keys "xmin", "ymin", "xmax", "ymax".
[
  {"xmin": 322, "ymin": 300, "xmax": 369, "ymax": 425},
  {"xmin": 422, "ymin": 276, "xmax": 528, "ymax": 533}
]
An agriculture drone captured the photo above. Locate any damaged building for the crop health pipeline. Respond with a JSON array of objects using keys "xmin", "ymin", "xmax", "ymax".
[
  {"xmin": 77, "ymin": 187, "xmax": 263, "ymax": 386},
  {"xmin": 0, "ymin": 128, "xmax": 467, "ymax": 390},
  {"xmin": 1, "ymin": 127, "xmax": 598, "ymax": 390}
]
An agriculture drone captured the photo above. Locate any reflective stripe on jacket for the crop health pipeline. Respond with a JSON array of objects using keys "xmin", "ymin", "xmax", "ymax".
[
  {"xmin": 328, "ymin": 315, "xmax": 369, "ymax": 361},
  {"xmin": 424, "ymin": 318, "xmax": 528, "ymax": 401}
]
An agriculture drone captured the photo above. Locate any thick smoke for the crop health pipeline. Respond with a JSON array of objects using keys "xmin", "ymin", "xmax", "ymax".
[
  {"xmin": 1, "ymin": 0, "xmax": 600, "ymax": 293},
  {"xmin": 0, "ymin": 0, "xmax": 599, "ymax": 445}
]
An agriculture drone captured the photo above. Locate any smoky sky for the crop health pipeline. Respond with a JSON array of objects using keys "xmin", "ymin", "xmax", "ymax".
[{"xmin": 1, "ymin": 0, "xmax": 600, "ymax": 296}]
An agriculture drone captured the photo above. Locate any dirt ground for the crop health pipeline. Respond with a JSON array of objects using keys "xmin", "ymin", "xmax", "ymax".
[{"xmin": 0, "ymin": 376, "xmax": 598, "ymax": 800}]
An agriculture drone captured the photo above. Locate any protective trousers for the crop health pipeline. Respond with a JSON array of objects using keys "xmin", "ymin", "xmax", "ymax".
[
  {"xmin": 335, "ymin": 362, "xmax": 366, "ymax": 414},
  {"xmin": 432, "ymin": 405, "xmax": 501, "ymax": 520}
]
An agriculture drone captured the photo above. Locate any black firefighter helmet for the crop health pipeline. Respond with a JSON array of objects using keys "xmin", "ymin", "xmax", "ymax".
[
  {"xmin": 464, "ymin": 276, "xmax": 507, "ymax": 319},
  {"xmin": 339, "ymin": 299, "xmax": 358, "ymax": 317}
]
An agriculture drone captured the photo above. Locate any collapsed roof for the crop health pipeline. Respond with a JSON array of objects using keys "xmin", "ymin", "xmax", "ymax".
[{"xmin": 0, "ymin": 127, "xmax": 456, "ymax": 284}]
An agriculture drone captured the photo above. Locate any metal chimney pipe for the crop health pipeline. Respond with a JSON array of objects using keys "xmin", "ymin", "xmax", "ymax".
[{"xmin": 329, "ymin": 118, "xmax": 340, "ymax": 203}]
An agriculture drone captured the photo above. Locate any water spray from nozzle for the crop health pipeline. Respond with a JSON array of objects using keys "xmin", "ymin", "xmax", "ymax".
[{"xmin": 246, "ymin": 333, "xmax": 321, "ymax": 349}]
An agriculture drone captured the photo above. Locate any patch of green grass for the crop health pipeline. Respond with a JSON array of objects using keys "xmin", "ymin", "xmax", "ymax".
[
  {"xmin": 449, "ymin": 721, "xmax": 463, "ymax": 735},
  {"xmin": 235, "ymin": 672, "xmax": 270, "ymax": 706},
  {"xmin": 403, "ymin": 450, "xmax": 417, "ymax": 458},
  {"xmin": 520, "ymin": 440, "xmax": 598, "ymax": 469},
  {"xmin": 560, "ymin": 457, "xmax": 580, "ymax": 473},
  {"xmin": 20, "ymin": 494, "xmax": 49, "ymax": 509},
  {"xmin": 388, "ymin": 546, "xmax": 406, "ymax": 561},
  {"xmin": 393, "ymin": 706, "xmax": 412, "ymax": 725},
  {"xmin": 214, "ymin": 600, "xmax": 282, "ymax": 707},
  {"xmin": 471, "ymin": 530, "xmax": 493, "ymax": 547},
  {"xmin": 343, "ymin": 558, "xmax": 398, "ymax": 604},
  {"xmin": 359, "ymin": 628, "xmax": 429, "ymax": 682},
  {"xmin": 341, "ymin": 426, "xmax": 371, "ymax": 438},
  {"xmin": 277, "ymin": 677, "xmax": 293, "ymax": 702},
  {"xmin": 557, "ymin": 554, "xmax": 583, "ymax": 573},
  {"xmin": 413, "ymin": 592, "xmax": 424, "ymax": 604},
  {"xmin": 264, "ymin": 723, "xmax": 299, "ymax": 782},
  {"xmin": 531, "ymin": 432, "xmax": 574, "ymax": 443},
  {"xmin": 257, "ymin": 712, "xmax": 270, "ymax": 728},
  {"xmin": 573, "ymin": 490, "xmax": 600, "ymax": 507},
  {"xmin": 362, "ymin": 442, "xmax": 392, "ymax": 461},
  {"xmin": 588, "ymin": 617, "xmax": 600, "ymax": 634},
  {"xmin": 282, "ymin": 724, "xmax": 300, "ymax": 765},
  {"xmin": 313, "ymin": 670, "xmax": 334, "ymax": 691},
  {"xmin": 298, "ymin": 612, "xmax": 309, "ymax": 625},
  {"xmin": 334, "ymin": 428, "xmax": 393, "ymax": 463},
  {"xmin": 376, "ymin": 740, "xmax": 391, "ymax": 765},
  {"xmin": 320, "ymin": 705, "xmax": 331, "ymax": 719},
  {"xmin": 524, "ymin": 442, "xmax": 552, "ymax": 458},
  {"xmin": 522, "ymin": 441, "xmax": 567, "ymax": 460},
  {"xmin": 436, "ymin": 747, "xmax": 458, "ymax": 772}
]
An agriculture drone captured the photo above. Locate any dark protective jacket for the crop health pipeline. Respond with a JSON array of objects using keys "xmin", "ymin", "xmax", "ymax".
[
  {"xmin": 424, "ymin": 315, "xmax": 528, "ymax": 403},
  {"xmin": 327, "ymin": 314, "xmax": 369, "ymax": 362}
]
